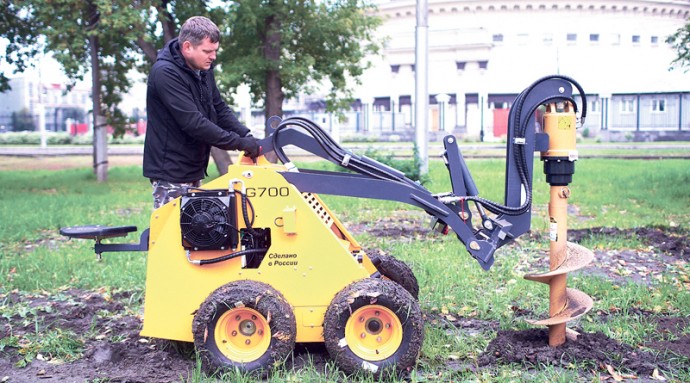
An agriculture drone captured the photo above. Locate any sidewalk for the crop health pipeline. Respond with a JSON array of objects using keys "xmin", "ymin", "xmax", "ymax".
[{"xmin": 0, "ymin": 146, "xmax": 143, "ymax": 156}]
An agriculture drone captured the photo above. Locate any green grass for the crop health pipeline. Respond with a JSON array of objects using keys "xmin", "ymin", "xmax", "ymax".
[
  {"xmin": 314, "ymin": 157, "xmax": 689, "ymax": 231},
  {"xmin": 0, "ymin": 157, "xmax": 688, "ymax": 382}
]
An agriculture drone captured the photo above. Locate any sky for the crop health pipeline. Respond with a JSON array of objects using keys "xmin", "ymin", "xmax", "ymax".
[{"xmin": 0, "ymin": 37, "xmax": 71, "ymax": 84}]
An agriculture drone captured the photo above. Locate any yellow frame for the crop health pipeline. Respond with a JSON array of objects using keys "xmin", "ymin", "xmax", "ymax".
[{"xmin": 140, "ymin": 160, "xmax": 378, "ymax": 343}]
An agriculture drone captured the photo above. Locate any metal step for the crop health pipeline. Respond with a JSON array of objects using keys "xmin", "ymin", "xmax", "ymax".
[
  {"xmin": 524, "ymin": 242, "xmax": 594, "ymax": 284},
  {"xmin": 526, "ymin": 287, "xmax": 594, "ymax": 326}
]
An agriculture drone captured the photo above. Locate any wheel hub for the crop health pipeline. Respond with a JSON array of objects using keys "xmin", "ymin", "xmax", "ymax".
[
  {"xmin": 345, "ymin": 305, "xmax": 402, "ymax": 361},
  {"xmin": 214, "ymin": 307, "xmax": 271, "ymax": 362}
]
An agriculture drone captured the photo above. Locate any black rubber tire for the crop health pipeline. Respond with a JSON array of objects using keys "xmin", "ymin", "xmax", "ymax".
[
  {"xmin": 373, "ymin": 253, "xmax": 419, "ymax": 299},
  {"xmin": 323, "ymin": 278, "xmax": 424, "ymax": 378},
  {"xmin": 192, "ymin": 280, "xmax": 296, "ymax": 376}
]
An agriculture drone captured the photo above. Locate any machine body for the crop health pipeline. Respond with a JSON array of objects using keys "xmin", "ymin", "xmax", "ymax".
[{"xmin": 60, "ymin": 75, "xmax": 594, "ymax": 376}]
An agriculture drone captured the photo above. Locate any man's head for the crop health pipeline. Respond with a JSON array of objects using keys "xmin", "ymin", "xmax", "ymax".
[{"xmin": 179, "ymin": 16, "xmax": 220, "ymax": 71}]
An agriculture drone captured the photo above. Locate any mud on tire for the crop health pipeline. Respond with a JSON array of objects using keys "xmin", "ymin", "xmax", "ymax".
[
  {"xmin": 323, "ymin": 278, "xmax": 424, "ymax": 378},
  {"xmin": 192, "ymin": 280, "xmax": 296, "ymax": 376},
  {"xmin": 372, "ymin": 253, "xmax": 419, "ymax": 299}
]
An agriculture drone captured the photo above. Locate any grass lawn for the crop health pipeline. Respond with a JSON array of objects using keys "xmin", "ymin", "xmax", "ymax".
[{"xmin": 0, "ymin": 155, "xmax": 688, "ymax": 382}]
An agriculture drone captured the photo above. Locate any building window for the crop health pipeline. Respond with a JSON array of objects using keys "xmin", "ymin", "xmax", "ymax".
[
  {"xmin": 543, "ymin": 33, "xmax": 553, "ymax": 44},
  {"xmin": 373, "ymin": 97, "xmax": 391, "ymax": 112},
  {"xmin": 620, "ymin": 99, "xmax": 635, "ymax": 113},
  {"xmin": 492, "ymin": 34, "xmax": 503, "ymax": 43},
  {"xmin": 590, "ymin": 99, "xmax": 599, "ymax": 113},
  {"xmin": 632, "ymin": 35, "xmax": 640, "ymax": 44},
  {"xmin": 589, "ymin": 33, "xmax": 599, "ymax": 42},
  {"xmin": 652, "ymin": 99, "xmax": 666, "ymax": 112},
  {"xmin": 651, "ymin": 36, "xmax": 659, "ymax": 45},
  {"xmin": 566, "ymin": 33, "xmax": 577, "ymax": 42},
  {"xmin": 478, "ymin": 61, "xmax": 488, "ymax": 69},
  {"xmin": 456, "ymin": 61, "xmax": 466, "ymax": 70},
  {"xmin": 390, "ymin": 65, "xmax": 400, "ymax": 74}
]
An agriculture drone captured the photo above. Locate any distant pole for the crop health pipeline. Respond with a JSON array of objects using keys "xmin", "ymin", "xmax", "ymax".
[
  {"xmin": 37, "ymin": 103, "xmax": 47, "ymax": 149},
  {"xmin": 415, "ymin": 0, "xmax": 429, "ymax": 174},
  {"xmin": 38, "ymin": 61, "xmax": 47, "ymax": 149}
]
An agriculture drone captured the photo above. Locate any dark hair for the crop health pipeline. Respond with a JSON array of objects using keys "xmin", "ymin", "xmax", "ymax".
[{"xmin": 179, "ymin": 16, "xmax": 220, "ymax": 46}]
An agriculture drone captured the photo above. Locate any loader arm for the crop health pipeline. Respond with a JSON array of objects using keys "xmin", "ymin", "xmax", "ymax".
[{"xmin": 256, "ymin": 75, "xmax": 585, "ymax": 270}]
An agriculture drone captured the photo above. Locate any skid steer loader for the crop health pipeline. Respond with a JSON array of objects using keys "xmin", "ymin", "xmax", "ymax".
[{"xmin": 60, "ymin": 75, "xmax": 594, "ymax": 377}]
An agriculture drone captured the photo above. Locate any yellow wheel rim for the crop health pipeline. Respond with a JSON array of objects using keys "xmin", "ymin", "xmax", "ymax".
[
  {"xmin": 344, "ymin": 305, "xmax": 403, "ymax": 361},
  {"xmin": 214, "ymin": 307, "xmax": 271, "ymax": 362}
]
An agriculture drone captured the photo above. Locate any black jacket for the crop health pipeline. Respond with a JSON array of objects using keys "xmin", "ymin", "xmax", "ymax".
[{"xmin": 143, "ymin": 38, "xmax": 250, "ymax": 183}]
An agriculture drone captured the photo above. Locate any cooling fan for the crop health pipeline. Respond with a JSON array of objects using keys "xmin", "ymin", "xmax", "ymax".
[{"xmin": 180, "ymin": 191, "xmax": 238, "ymax": 250}]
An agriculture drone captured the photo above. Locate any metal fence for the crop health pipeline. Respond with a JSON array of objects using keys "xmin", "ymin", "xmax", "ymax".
[
  {"xmin": 260, "ymin": 91, "xmax": 690, "ymax": 141},
  {"xmin": 4, "ymin": 92, "xmax": 689, "ymax": 141}
]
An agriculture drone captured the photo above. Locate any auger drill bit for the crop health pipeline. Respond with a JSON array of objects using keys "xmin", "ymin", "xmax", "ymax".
[{"xmin": 525, "ymin": 102, "xmax": 594, "ymax": 347}]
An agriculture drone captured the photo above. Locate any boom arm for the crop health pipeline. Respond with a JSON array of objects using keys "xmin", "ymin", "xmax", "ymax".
[{"xmin": 256, "ymin": 76, "xmax": 586, "ymax": 270}]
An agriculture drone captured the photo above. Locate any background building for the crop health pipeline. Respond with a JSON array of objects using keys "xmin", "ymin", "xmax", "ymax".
[
  {"xmin": 270, "ymin": 0, "xmax": 690, "ymax": 141},
  {"xmin": 0, "ymin": 75, "xmax": 90, "ymax": 133}
]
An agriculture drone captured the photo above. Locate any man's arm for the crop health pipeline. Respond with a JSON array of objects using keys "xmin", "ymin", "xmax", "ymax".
[
  {"xmin": 211, "ymin": 75, "xmax": 251, "ymax": 137},
  {"xmin": 152, "ymin": 65, "xmax": 250, "ymax": 151}
]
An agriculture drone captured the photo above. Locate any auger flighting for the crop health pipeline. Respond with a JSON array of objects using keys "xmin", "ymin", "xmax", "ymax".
[{"xmin": 525, "ymin": 101, "xmax": 595, "ymax": 346}]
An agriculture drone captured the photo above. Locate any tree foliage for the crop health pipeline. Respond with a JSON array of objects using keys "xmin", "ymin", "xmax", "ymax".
[
  {"xmin": 667, "ymin": 20, "xmax": 690, "ymax": 71},
  {"xmin": 215, "ymin": 0, "xmax": 382, "ymax": 133},
  {"xmin": 0, "ymin": 1, "xmax": 42, "ymax": 92}
]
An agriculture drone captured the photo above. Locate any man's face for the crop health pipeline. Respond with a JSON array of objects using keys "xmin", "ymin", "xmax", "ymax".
[{"xmin": 181, "ymin": 37, "xmax": 218, "ymax": 71}]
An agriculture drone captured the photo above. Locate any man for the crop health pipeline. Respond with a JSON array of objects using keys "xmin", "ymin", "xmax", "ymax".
[{"xmin": 144, "ymin": 16, "xmax": 260, "ymax": 209}]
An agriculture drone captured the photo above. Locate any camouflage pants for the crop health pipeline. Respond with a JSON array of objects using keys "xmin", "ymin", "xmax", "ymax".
[{"xmin": 151, "ymin": 179, "xmax": 201, "ymax": 209}]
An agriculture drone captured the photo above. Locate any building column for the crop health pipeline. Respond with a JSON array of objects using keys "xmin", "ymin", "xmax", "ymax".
[
  {"xmin": 457, "ymin": 92, "xmax": 466, "ymax": 132},
  {"xmin": 364, "ymin": 97, "xmax": 374, "ymax": 133},
  {"xmin": 435, "ymin": 93, "xmax": 450, "ymax": 132}
]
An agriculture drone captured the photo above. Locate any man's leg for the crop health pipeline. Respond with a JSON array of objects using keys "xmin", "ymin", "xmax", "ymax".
[{"xmin": 151, "ymin": 180, "xmax": 202, "ymax": 209}]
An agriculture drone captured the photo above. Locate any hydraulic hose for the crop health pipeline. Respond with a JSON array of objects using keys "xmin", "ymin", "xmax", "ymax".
[
  {"xmin": 197, "ymin": 248, "xmax": 267, "ymax": 266},
  {"xmin": 460, "ymin": 74, "xmax": 586, "ymax": 216},
  {"xmin": 271, "ymin": 116, "xmax": 421, "ymax": 188}
]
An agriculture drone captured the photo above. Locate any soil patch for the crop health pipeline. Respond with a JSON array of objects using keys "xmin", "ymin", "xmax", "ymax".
[
  {"xmin": 0, "ymin": 289, "xmax": 194, "ymax": 383},
  {"xmin": 644, "ymin": 316, "xmax": 690, "ymax": 361},
  {"xmin": 568, "ymin": 226, "xmax": 689, "ymax": 260},
  {"xmin": 477, "ymin": 329, "xmax": 662, "ymax": 376},
  {"xmin": 3, "ymin": 290, "xmax": 688, "ymax": 382}
]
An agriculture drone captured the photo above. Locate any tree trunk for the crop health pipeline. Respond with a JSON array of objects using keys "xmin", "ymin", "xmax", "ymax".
[
  {"xmin": 263, "ymin": 13, "xmax": 284, "ymax": 162},
  {"xmin": 137, "ymin": 36, "xmax": 158, "ymax": 63},
  {"xmin": 88, "ymin": 2, "xmax": 107, "ymax": 182},
  {"xmin": 210, "ymin": 146, "xmax": 232, "ymax": 176}
]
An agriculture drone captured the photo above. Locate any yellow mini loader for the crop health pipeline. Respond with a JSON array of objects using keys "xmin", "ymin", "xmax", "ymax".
[{"xmin": 61, "ymin": 75, "xmax": 594, "ymax": 377}]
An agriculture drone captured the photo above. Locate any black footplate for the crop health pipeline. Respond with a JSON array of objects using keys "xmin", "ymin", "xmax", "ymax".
[{"xmin": 60, "ymin": 225, "xmax": 138, "ymax": 240}]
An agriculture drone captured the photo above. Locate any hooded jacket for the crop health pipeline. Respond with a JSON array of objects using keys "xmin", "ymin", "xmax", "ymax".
[{"xmin": 143, "ymin": 37, "xmax": 250, "ymax": 183}]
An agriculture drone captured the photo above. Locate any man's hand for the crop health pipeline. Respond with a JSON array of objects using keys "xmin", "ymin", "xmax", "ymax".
[{"xmin": 238, "ymin": 136, "xmax": 261, "ymax": 159}]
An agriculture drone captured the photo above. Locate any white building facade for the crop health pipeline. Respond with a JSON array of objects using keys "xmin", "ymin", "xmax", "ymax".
[{"xmin": 280, "ymin": 0, "xmax": 690, "ymax": 141}]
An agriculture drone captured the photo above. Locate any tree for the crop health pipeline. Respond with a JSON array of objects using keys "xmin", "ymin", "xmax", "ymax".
[
  {"xmin": 1, "ymin": 0, "xmax": 146, "ymax": 181},
  {"xmin": 215, "ymin": 0, "xmax": 383, "ymax": 138},
  {"xmin": 0, "ymin": 1, "xmax": 42, "ymax": 92},
  {"xmin": 1, "ymin": 0, "xmax": 383, "ymax": 177},
  {"xmin": 668, "ymin": 20, "xmax": 690, "ymax": 71}
]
